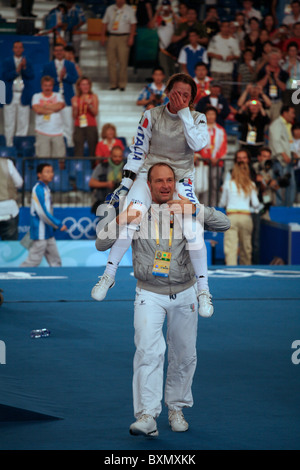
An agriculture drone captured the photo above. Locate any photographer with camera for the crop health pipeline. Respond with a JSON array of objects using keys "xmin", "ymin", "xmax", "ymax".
[
  {"xmin": 136, "ymin": 66, "xmax": 169, "ymax": 109},
  {"xmin": 250, "ymin": 146, "xmax": 279, "ymax": 263},
  {"xmin": 252, "ymin": 147, "xmax": 279, "ymax": 217},
  {"xmin": 269, "ymin": 105, "xmax": 297, "ymax": 206}
]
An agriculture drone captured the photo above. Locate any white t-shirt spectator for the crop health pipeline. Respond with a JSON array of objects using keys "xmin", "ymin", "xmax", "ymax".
[
  {"xmin": 207, "ymin": 33, "xmax": 240, "ymax": 74},
  {"xmin": 282, "ymin": 12, "xmax": 300, "ymax": 26},
  {"xmin": 32, "ymin": 92, "xmax": 64, "ymax": 136}
]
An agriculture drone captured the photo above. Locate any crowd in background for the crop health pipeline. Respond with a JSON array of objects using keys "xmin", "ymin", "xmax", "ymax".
[{"xmin": 1, "ymin": 0, "xmax": 300, "ymax": 266}]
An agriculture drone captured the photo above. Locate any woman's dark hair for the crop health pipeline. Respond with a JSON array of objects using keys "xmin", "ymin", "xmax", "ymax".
[{"xmin": 165, "ymin": 73, "xmax": 197, "ymax": 109}]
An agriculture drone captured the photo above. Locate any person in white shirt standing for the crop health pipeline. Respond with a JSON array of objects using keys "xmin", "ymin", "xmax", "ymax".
[
  {"xmin": 283, "ymin": 0, "xmax": 300, "ymax": 27},
  {"xmin": 101, "ymin": 0, "xmax": 137, "ymax": 91},
  {"xmin": 0, "ymin": 157, "xmax": 23, "ymax": 240},
  {"xmin": 219, "ymin": 149, "xmax": 260, "ymax": 266},
  {"xmin": 207, "ymin": 21, "xmax": 240, "ymax": 102},
  {"xmin": 32, "ymin": 76, "xmax": 65, "ymax": 158},
  {"xmin": 241, "ymin": 0, "xmax": 262, "ymax": 33}
]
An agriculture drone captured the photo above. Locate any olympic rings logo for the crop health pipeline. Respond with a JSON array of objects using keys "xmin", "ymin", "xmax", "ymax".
[{"xmin": 62, "ymin": 216, "xmax": 98, "ymax": 240}]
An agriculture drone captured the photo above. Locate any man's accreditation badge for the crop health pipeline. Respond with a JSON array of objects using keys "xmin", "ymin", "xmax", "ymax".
[
  {"xmin": 152, "ymin": 250, "xmax": 172, "ymax": 277},
  {"xmin": 43, "ymin": 114, "xmax": 50, "ymax": 121},
  {"xmin": 269, "ymin": 84, "xmax": 278, "ymax": 98}
]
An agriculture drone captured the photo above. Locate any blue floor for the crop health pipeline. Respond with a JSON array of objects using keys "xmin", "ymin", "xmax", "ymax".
[{"xmin": 0, "ymin": 266, "xmax": 299, "ymax": 450}]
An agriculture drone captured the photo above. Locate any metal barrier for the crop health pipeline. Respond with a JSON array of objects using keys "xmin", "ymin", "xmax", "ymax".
[
  {"xmin": 20, "ymin": 155, "xmax": 237, "ymax": 208},
  {"xmin": 21, "ymin": 156, "xmax": 101, "ymax": 207}
]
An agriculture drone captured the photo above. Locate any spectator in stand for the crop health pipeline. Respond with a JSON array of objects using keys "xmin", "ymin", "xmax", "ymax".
[
  {"xmin": 136, "ymin": 66, "xmax": 169, "ymax": 109},
  {"xmin": 64, "ymin": 0, "xmax": 86, "ymax": 62},
  {"xmin": 291, "ymin": 123, "xmax": 300, "ymax": 197},
  {"xmin": 235, "ymin": 98, "xmax": 270, "ymax": 161},
  {"xmin": 156, "ymin": 0, "xmax": 179, "ymax": 16},
  {"xmin": 101, "ymin": 0, "xmax": 137, "ymax": 92},
  {"xmin": 127, "ymin": 0, "xmax": 154, "ymax": 27},
  {"xmin": 252, "ymin": 146, "xmax": 279, "ymax": 220},
  {"xmin": 178, "ymin": 29, "xmax": 209, "ymax": 77},
  {"xmin": 255, "ymin": 40, "xmax": 275, "ymax": 76},
  {"xmin": 193, "ymin": 62, "xmax": 212, "ymax": 106},
  {"xmin": 282, "ymin": 41, "xmax": 300, "ymax": 107},
  {"xmin": 251, "ymin": 146, "xmax": 279, "ymax": 264},
  {"xmin": 237, "ymin": 82, "xmax": 272, "ymax": 110},
  {"xmin": 219, "ymin": 149, "xmax": 260, "ymax": 266},
  {"xmin": 282, "ymin": 0, "xmax": 300, "ymax": 27},
  {"xmin": 42, "ymin": 43, "xmax": 79, "ymax": 148},
  {"xmin": 2, "ymin": 41, "xmax": 35, "ymax": 147},
  {"xmin": 241, "ymin": 0, "xmax": 262, "ymax": 33},
  {"xmin": 71, "ymin": 76, "xmax": 99, "ymax": 159},
  {"xmin": 282, "ymin": 22, "xmax": 300, "ymax": 53},
  {"xmin": 237, "ymin": 48, "xmax": 256, "ymax": 94},
  {"xmin": 202, "ymin": 6, "xmax": 220, "ymax": 39},
  {"xmin": 95, "ymin": 123, "xmax": 125, "ymax": 166},
  {"xmin": 257, "ymin": 29, "xmax": 271, "ymax": 57},
  {"xmin": 32, "ymin": 76, "xmax": 65, "ymax": 159},
  {"xmin": 89, "ymin": 145, "xmax": 125, "ymax": 214},
  {"xmin": 261, "ymin": 14, "xmax": 278, "ymax": 41},
  {"xmin": 174, "ymin": 0, "xmax": 188, "ymax": 26},
  {"xmin": 168, "ymin": 6, "xmax": 208, "ymax": 57},
  {"xmin": 207, "ymin": 21, "xmax": 241, "ymax": 102},
  {"xmin": 175, "ymin": 7, "xmax": 208, "ymax": 46},
  {"xmin": 148, "ymin": 0, "xmax": 176, "ymax": 80},
  {"xmin": 197, "ymin": 105, "xmax": 227, "ymax": 206},
  {"xmin": 257, "ymin": 49, "xmax": 289, "ymax": 121},
  {"xmin": 234, "ymin": 12, "xmax": 246, "ymax": 45},
  {"xmin": 0, "ymin": 157, "xmax": 23, "ymax": 241},
  {"xmin": 241, "ymin": 17, "xmax": 261, "ymax": 60},
  {"xmin": 64, "ymin": 45, "xmax": 82, "ymax": 77},
  {"xmin": 269, "ymin": 105, "xmax": 297, "ymax": 206},
  {"xmin": 196, "ymin": 80, "xmax": 230, "ymax": 128},
  {"xmin": 270, "ymin": 24, "xmax": 290, "ymax": 51}
]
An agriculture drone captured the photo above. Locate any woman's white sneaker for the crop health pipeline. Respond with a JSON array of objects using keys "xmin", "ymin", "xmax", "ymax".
[
  {"xmin": 91, "ymin": 273, "xmax": 115, "ymax": 301},
  {"xmin": 168, "ymin": 410, "xmax": 189, "ymax": 432},
  {"xmin": 198, "ymin": 290, "xmax": 214, "ymax": 317},
  {"xmin": 129, "ymin": 414, "xmax": 159, "ymax": 437}
]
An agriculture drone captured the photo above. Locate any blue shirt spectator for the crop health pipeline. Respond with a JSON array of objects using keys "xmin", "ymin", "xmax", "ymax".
[{"xmin": 178, "ymin": 30, "xmax": 209, "ymax": 78}]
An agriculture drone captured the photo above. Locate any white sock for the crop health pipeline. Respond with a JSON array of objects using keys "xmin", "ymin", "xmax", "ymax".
[
  {"xmin": 188, "ymin": 243, "xmax": 209, "ymax": 292},
  {"xmin": 104, "ymin": 226, "xmax": 135, "ymax": 279},
  {"xmin": 181, "ymin": 214, "xmax": 209, "ymax": 293}
]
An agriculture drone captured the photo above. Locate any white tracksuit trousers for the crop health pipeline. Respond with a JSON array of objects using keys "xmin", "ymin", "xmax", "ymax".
[{"xmin": 132, "ymin": 284, "xmax": 198, "ymax": 419}]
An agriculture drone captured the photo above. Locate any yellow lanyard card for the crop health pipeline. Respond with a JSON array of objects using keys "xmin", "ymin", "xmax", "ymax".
[{"xmin": 79, "ymin": 114, "xmax": 88, "ymax": 128}]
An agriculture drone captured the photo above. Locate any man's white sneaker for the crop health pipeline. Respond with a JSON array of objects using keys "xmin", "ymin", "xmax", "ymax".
[
  {"xmin": 168, "ymin": 410, "xmax": 189, "ymax": 432},
  {"xmin": 198, "ymin": 290, "xmax": 214, "ymax": 318},
  {"xmin": 91, "ymin": 273, "xmax": 115, "ymax": 301},
  {"xmin": 129, "ymin": 414, "xmax": 159, "ymax": 437}
]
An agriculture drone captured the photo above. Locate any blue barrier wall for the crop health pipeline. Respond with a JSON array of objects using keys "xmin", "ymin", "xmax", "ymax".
[{"xmin": 16, "ymin": 206, "xmax": 300, "ymax": 265}]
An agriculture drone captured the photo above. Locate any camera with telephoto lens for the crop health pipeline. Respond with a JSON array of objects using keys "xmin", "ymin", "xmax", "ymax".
[
  {"xmin": 263, "ymin": 159, "xmax": 273, "ymax": 171},
  {"xmin": 274, "ymin": 170, "xmax": 291, "ymax": 188}
]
